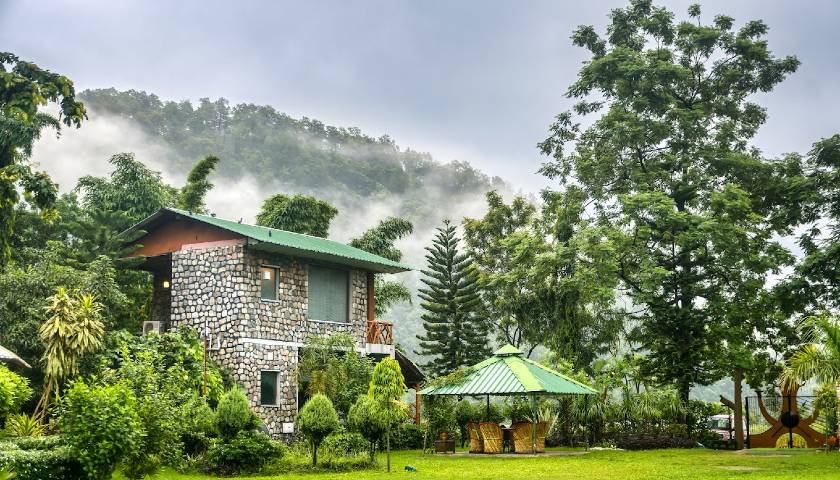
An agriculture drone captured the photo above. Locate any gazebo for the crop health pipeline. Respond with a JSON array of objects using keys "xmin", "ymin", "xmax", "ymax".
[{"xmin": 421, "ymin": 345, "xmax": 597, "ymax": 453}]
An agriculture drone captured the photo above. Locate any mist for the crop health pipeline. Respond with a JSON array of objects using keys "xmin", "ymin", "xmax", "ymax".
[{"xmin": 27, "ymin": 106, "xmax": 503, "ymax": 360}]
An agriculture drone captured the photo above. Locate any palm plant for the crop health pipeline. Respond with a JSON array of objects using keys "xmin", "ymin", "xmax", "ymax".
[
  {"xmin": 782, "ymin": 315, "xmax": 840, "ymax": 436},
  {"xmin": 4, "ymin": 413, "xmax": 45, "ymax": 437},
  {"xmin": 35, "ymin": 288, "xmax": 105, "ymax": 417}
]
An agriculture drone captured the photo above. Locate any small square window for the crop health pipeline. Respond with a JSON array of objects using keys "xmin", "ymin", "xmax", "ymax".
[
  {"xmin": 261, "ymin": 267, "xmax": 278, "ymax": 300},
  {"xmin": 261, "ymin": 371, "xmax": 279, "ymax": 405}
]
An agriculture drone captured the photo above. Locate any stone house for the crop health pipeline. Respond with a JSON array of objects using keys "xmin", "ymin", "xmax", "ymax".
[{"xmin": 125, "ymin": 208, "xmax": 424, "ymax": 438}]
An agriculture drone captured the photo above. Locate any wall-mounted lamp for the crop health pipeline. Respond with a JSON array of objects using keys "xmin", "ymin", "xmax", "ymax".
[{"xmin": 162, "ymin": 280, "xmax": 171, "ymax": 289}]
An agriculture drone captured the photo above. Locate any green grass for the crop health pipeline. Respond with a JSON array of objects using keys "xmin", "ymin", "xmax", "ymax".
[{"xmin": 145, "ymin": 448, "xmax": 840, "ymax": 479}]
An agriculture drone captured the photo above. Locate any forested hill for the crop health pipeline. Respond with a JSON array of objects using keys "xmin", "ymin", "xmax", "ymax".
[
  {"xmin": 78, "ymin": 88, "xmax": 508, "ymax": 359},
  {"xmin": 79, "ymin": 89, "xmax": 505, "ymax": 217}
]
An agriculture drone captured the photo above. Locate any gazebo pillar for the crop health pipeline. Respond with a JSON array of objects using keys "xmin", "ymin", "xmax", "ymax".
[
  {"xmin": 415, "ymin": 383, "xmax": 421, "ymax": 425},
  {"xmin": 530, "ymin": 394, "xmax": 538, "ymax": 453}
]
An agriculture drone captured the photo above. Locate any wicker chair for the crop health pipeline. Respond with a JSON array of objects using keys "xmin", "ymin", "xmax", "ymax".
[
  {"xmin": 467, "ymin": 421, "xmax": 483, "ymax": 453},
  {"xmin": 535, "ymin": 421, "xmax": 548, "ymax": 453},
  {"xmin": 512, "ymin": 422, "xmax": 533, "ymax": 453},
  {"xmin": 479, "ymin": 422, "xmax": 503, "ymax": 454}
]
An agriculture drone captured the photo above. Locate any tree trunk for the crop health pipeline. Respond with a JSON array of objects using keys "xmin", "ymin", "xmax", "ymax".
[
  {"xmin": 386, "ymin": 427, "xmax": 391, "ymax": 472},
  {"xmin": 836, "ymin": 383, "xmax": 840, "ymax": 439},
  {"xmin": 678, "ymin": 380, "xmax": 691, "ymax": 433},
  {"xmin": 313, "ymin": 442, "xmax": 318, "ymax": 466},
  {"xmin": 733, "ymin": 367, "xmax": 744, "ymax": 450}
]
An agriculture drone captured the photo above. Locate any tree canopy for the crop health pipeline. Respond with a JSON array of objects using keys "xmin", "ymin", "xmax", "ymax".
[
  {"xmin": 538, "ymin": 0, "xmax": 802, "ymax": 401},
  {"xmin": 0, "ymin": 52, "xmax": 86, "ymax": 263}
]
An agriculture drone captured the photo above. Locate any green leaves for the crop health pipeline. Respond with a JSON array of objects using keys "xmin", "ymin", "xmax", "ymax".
[
  {"xmin": 296, "ymin": 333, "xmax": 372, "ymax": 417},
  {"xmin": 296, "ymin": 394, "xmax": 340, "ymax": 466},
  {"xmin": 60, "ymin": 380, "xmax": 143, "ymax": 480},
  {"xmin": 256, "ymin": 193, "xmax": 338, "ymax": 238},
  {"xmin": 177, "ymin": 155, "xmax": 220, "ymax": 213},
  {"xmin": 368, "ymin": 358, "xmax": 406, "ymax": 424},
  {"xmin": 39, "ymin": 287, "xmax": 104, "ymax": 387},
  {"xmin": 541, "ymin": 1, "xmax": 804, "ymax": 401},
  {"xmin": 1, "ymin": 52, "xmax": 85, "ymax": 264}
]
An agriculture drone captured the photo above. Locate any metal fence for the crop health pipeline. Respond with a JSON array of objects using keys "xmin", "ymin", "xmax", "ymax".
[{"xmin": 745, "ymin": 393, "xmax": 827, "ymax": 448}]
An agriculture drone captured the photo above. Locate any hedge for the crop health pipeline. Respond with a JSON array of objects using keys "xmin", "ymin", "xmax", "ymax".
[{"xmin": 0, "ymin": 444, "xmax": 82, "ymax": 480}]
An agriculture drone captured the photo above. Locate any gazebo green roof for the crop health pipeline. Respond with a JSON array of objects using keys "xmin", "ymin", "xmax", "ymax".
[{"xmin": 421, "ymin": 345, "xmax": 597, "ymax": 396}]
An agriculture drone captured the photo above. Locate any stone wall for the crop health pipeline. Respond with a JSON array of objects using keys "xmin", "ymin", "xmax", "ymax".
[{"xmin": 166, "ymin": 243, "xmax": 369, "ymax": 438}]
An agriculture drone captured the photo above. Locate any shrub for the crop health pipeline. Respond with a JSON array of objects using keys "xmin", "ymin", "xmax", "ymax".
[
  {"xmin": 0, "ymin": 436, "xmax": 80, "ymax": 480},
  {"xmin": 390, "ymin": 421, "xmax": 424, "ymax": 450},
  {"xmin": 182, "ymin": 396, "xmax": 216, "ymax": 455},
  {"xmin": 4, "ymin": 435, "xmax": 65, "ymax": 451},
  {"xmin": 0, "ymin": 365, "xmax": 31, "ymax": 423},
  {"xmin": 93, "ymin": 329, "xmax": 231, "ymax": 477},
  {"xmin": 296, "ymin": 394, "xmax": 340, "ymax": 466},
  {"xmin": 59, "ymin": 381, "xmax": 143, "ymax": 480},
  {"xmin": 455, "ymin": 400, "xmax": 476, "ymax": 445},
  {"xmin": 504, "ymin": 398, "xmax": 532, "ymax": 423},
  {"xmin": 422, "ymin": 395, "xmax": 457, "ymax": 442},
  {"xmin": 0, "ymin": 446, "xmax": 82, "ymax": 480},
  {"xmin": 616, "ymin": 435, "xmax": 696, "ymax": 450},
  {"xmin": 347, "ymin": 395, "xmax": 385, "ymax": 461},
  {"xmin": 297, "ymin": 333, "xmax": 373, "ymax": 417},
  {"xmin": 215, "ymin": 388, "xmax": 260, "ymax": 440},
  {"xmin": 4, "ymin": 414, "xmax": 45, "ymax": 437},
  {"xmin": 321, "ymin": 431, "xmax": 368, "ymax": 458},
  {"xmin": 205, "ymin": 430, "xmax": 281, "ymax": 475},
  {"xmin": 88, "ymin": 329, "xmax": 224, "ymax": 403}
]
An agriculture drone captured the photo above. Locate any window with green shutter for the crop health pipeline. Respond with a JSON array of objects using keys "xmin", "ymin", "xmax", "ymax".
[
  {"xmin": 308, "ymin": 265, "xmax": 349, "ymax": 323},
  {"xmin": 260, "ymin": 371, "xmax": 278, "ymax": 405}
]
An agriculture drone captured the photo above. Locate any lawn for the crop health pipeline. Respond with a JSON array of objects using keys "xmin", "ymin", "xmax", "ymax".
[{"xmin": 147, "ymin": 448, "xmax": 840, "ymax": 480}]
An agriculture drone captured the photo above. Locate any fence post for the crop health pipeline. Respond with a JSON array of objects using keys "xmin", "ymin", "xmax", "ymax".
[{"xmin": 744, "ymin": 397, "xmax": 750, "ymax": 449}]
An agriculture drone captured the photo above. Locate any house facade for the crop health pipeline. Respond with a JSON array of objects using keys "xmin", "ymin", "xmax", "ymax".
[{"xmin": 126, "ymin": 208, "xmax": 422, "ymax": 438}]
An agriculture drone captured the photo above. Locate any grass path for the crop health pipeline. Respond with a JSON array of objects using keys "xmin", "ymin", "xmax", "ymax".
[{"xmin": 147, "ymin": 448, "xmax": 840, "ymax": 479}]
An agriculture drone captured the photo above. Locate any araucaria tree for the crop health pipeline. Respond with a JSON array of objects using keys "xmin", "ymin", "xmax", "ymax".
[
  {"xmin": 416, "ymin": 220, "xmax": 489, "ymax": 377},
  {"xmin": 539, "ymin": 1, "xmax": 801, "ymax": 405}
]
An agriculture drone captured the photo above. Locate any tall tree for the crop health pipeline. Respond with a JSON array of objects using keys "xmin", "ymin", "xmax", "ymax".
[
  {"xmin": 463, "ymin": 191, "xmax": 537, "ymax": 351},
  {"xmin": 177, "ymin": 155, "xmax": 220, "ymax": 213},
  {"xmin": 539, "ymin": 1, "xmax": 801, "ymax": 404},
  {"xmin": 416, "ymin": 221, "xmax": 489, "ymax": 377},
  {"xmin": 76, "ymin": 152, "xmax": 177, "ymax": 231},
  {"xmin": 0, "ymin": 52, "xmax": 86, "ymax": 263},
  {"xmin": 788, "ymin": 135, "xmax": 840, "ymax": 310},
  {"xmin": 350, "ymin": 217, "xmax": 414, "ymax": 317},
  {"xmin": 256, "ymin": 193, "xmax": 338, "ymax": 238},
  {"xmin": 464, "ymin": 190, "xmax": 620, "ymax": 368}
]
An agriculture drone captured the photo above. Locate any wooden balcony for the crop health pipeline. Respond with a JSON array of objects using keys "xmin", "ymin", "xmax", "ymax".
[{"xmin": 366, "ymin": 321, "xmax": 393, "ymax": 345}]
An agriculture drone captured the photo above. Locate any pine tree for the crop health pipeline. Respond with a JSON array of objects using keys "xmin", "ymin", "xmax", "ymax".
[{"xmin": 416, "ymin": 220, "xmax": 489, "ymax": 377}]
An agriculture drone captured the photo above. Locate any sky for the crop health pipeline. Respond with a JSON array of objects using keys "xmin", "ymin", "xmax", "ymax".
[{"xmin": 1, "ymin": 0, "xmax": 839, "ymax": 193}]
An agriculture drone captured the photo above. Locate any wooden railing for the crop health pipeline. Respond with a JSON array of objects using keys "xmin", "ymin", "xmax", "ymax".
[{"xmin": 365, "ymin": 321, "xmax": 393, "ymax": 345}]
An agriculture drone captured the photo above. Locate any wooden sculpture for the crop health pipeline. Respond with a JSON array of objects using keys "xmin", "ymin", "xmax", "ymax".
[{"xmin": 748, "ymin": 384, "xmax": 826, "ymax": 448}]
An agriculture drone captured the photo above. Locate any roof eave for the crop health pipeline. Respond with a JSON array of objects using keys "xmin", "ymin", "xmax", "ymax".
[{"xmin": 248, "ymin": 239, "xmax": 412, "ymax": 274}]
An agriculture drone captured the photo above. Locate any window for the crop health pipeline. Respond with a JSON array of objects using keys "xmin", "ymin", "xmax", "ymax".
[
  {"xmin": 260, "ymin": 371, "xmax": 279, "ymax": 405},
  {"xmin": 261, "ymin": 266, "xmax": 278, "ymax": 300},
  {"xmin": 308, "ymin": 265, "xmax": 349, "ymax": 323}
]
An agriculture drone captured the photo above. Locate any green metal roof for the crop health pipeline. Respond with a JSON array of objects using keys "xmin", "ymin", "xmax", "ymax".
[
  {"xmin": 421, "ymin": 344, "xmax": 597, "ymax": 396},
  {"xmin": 126, "ymin": 208, "xmax": 413, "ymax": 274}
]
